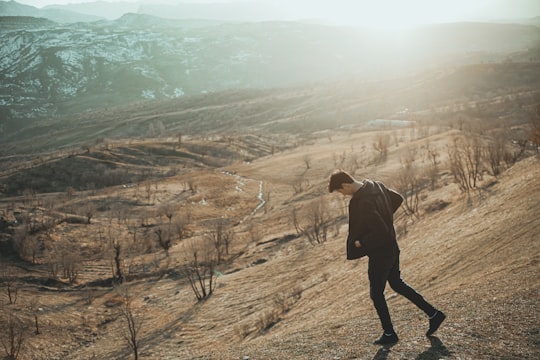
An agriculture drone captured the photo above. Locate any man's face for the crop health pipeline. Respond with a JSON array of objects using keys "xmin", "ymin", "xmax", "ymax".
[{"xmin": 336, "ymin": 183, "xmax": 355, "ymax": 196}]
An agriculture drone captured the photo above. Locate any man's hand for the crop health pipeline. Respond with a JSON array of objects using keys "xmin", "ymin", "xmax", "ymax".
[{"xmin": 354, "ymin": 240, "xmax": 362, "ymax": 248}]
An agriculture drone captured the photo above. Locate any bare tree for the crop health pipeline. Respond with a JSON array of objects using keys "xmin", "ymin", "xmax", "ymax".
[
  {"xmin": 205, "ymin": 219, "xmax": 234, "ymax": 264},
  {"xmin": 157, "ymin": 203, "xmax": 175, "ymax": 224},
  {"xmin": 332, "ymin": 151, "xmax": 347, "ymax": 168},
  {"xmin": 0, "ymin": 312, "xmax": 26, "ymax": 360},
  {"xmin": 485, "ymin": 133, "xmax": 506, "ymax": 177},
  {"xmin": 174, "ymin": 213, "xmax": 190, "ymax": 243},
  {"xmin": 1, "ymin": 266, "xmax": 18, "ymax": 305},
  {"xmin": 302, "ymin": 155, "xmax": 312, "ymax": 170},
  {"xmin": 247, "ymin": 222, "xmax": 263, "ymax": 244},
  {"xmin": 373, "ymin": 133, "xmax": 390, "ymax": 162},
  {"xmin": 81, "ymin": 203, "xmax": 97, "ymax": 224},
  {"xmin": 447, "ymin": 143, "xmax": 468, "ymax": 192},
  {"xmin": 293, "ymin": 198, "xmax": 330, "ymax": 245},
  {"xmin": 144, "ymin": 181, "xmax": 153, "ymax": 204},
  {"xmin": 424, "ymin": 141, "xmax": 440, "ymax": 190},
  {"xmin": 396, "ymin": 147, "xmax": 422, "ymax": 217},
  {"xmin": 46, "ymin": 240, "xmax": 81, "ymax": 284},
  {"xmin": 11, "ymin": 227, "xmax": 31, "ymax": 263},
  {"xmin": 346, "ymin": 153, "xmax": 361, "ymax": 176},
  {"xmin": 61, "ymin": 250, "xmax": 81, "ymax": 284},
  {"xmin": 447, "ymin": 136, "xmax": 480, "ymax": 192},
  {"xmin": 26, "ymin": 235, "xmax": 41, "ymax": 265},
  {"xmin": 45, "ymin": 248, "xmax": 60, "ymax": 280},
  {"xmin": 182, "ymin": 239, "xmax": 218, "ymax": 301},
  {"xmin": 154, "ymin": 227, "xmax": 172, "ymax": 255},
  {"xmin": 291, "ymin": 174, "xmax": 309, "ymax": 194},
  {"xmin": 113, "ymin": 241, "xmax": 124, "ymax": 283},
  {"xmin": 119, "ymin": 287, "xmax": 144, "ymax": 360},
  {"xmin": 184, "ymin": 177, "xmax": 197, "ymax": 193},
  {"xmin": 28, "ymin": 297, "xmax": 40, "ymax": 335},
  {"xmin": 292, "ymin": 207, "xmax": 302, "ymax": 235},
  {"xmin": 463, "ymin": 136, "xmax": 483, "ymax": 189},
  {"xmin": 21, "ymin": 188, "xmax": 33, "ymax": 207},
  {"xmin": 155, "ymin": 204, "xmax": 180, "ymax": 256},
  {"xmin": 66, "ymin": 187, "xmax": 75, "ymax": 200}
]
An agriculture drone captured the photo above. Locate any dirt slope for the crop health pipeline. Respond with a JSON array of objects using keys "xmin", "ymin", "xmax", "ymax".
[
  {"xmin": 2, "ymin": 130, "xmax": 539, "ymax": 360},
  {"xmin": 63, "ymin": 155, "xmax": 539, "ymax": 360},
  {"xmin": 163, "ymin": 155, "xmax": 540, "ymax": 360}
]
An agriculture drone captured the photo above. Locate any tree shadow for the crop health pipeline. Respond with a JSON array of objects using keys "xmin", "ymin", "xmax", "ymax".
[{"xmin": 415, "ymin": 336, "xmax": 453, "ymax": 360}]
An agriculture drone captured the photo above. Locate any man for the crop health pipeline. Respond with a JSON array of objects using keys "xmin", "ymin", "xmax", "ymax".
[{"xmin": 328, "ymin": 170, "xmax": 445, "ymax": 345}]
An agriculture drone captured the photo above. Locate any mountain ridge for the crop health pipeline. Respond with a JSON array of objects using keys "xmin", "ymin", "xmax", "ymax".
[
  {"xmin": 1, "ymin": 14, "xmax": 539, "ymax": 125},
  {"xmin": 0, "ymin": 0, "xmax": 102, "ymax": 22}
]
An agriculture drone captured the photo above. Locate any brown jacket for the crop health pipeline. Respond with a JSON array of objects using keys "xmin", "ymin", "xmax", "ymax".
[{"xmin": 346, "ymin": 180, "xmax": 403, "ymax": 260}]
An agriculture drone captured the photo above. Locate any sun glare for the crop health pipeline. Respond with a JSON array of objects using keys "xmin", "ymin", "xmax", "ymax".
[{"xmin": 331, "ymin": 0, "xmax": 450, "ymax": 29}]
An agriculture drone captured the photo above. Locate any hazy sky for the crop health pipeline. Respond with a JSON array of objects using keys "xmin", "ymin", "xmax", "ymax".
[{"xmin": 12, "ymin": 0, "xmax": 540, "ymax": 27}]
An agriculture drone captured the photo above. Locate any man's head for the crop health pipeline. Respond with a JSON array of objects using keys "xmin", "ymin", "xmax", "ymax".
[{"xmin": 328, "ymin": 170, "xmax": 355, "ymax": 195}]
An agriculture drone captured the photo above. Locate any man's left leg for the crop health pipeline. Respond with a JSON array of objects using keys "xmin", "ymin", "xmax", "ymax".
[{"xmin": 387, "ymin": 255, "xmax": 446, "ymax": 336}]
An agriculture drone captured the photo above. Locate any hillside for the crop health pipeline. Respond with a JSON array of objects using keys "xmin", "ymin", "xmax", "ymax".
[
  {"xmin": 173, "ymin": 153, "xmax": 540, "ymax": 360},
  {"xmin": 2, "ymin": 61, "xmax": 540, "ymax": 158},
  {"xmin": 0, "ymin": 115, "xmax": 538, "ymax": 359}
]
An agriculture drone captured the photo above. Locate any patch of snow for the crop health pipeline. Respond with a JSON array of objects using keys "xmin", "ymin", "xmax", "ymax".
[
  {"xmin": 141, "ymin": 89, "xmax": 155, "ymax": 99},
  {"xmin": 173, "ymin": 88, "xmax": 185, "ymax": 97},
  {"xmin": 231, "ymin": 50, "xmax": 251, "ymax": 64},
  {"xmin": 183, "ymin": 37, "xmax": 199, "ymax": 43},
  {"xmin": 56, "ymin": 49, "xmax": 84, "ymax": 69},
  {"xmin": 60, "ymin": 86, "xmax": 78, "ymax": 96}
]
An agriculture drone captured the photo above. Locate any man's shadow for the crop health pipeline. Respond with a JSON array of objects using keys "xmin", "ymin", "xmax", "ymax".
[
  {"xmin": 371, "ymin": 344, "xmax": 395, "ymax": 360},
  {"xmin": 415, "ymin": 336, "xmax": 452, "ymax": 359},
  {"xmin": 371, "ymin": 336, "xmax": 451, "ymax": 360}
]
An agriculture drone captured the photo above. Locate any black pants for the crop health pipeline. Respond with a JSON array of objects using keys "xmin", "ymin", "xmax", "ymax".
[{"xmin": 368, "ymin": 252, "xmax": 436, "ymax": 333}]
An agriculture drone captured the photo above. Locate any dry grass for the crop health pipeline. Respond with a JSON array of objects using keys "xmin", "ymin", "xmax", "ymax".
[{"xmin": 0, "ymin": 120, "xmax": 539, "ymax": 360}]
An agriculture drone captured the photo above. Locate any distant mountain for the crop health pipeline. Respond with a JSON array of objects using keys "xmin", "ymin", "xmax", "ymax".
[
  {"xmin": 42, "ymin": 1, "xmax": 285, "ymax": 22},
  {"xmin": 43, "ymin": 1, "xmax": 139, "ymax": 21},
  {"xmin": 137, "ymin": 2, "xmax": 284, "ymax": 22},
  {"xmin": 1, "ymin": 12, "xmax": 539, "ymax": 126},
  {"xmin": 0, "ymin": 0, "xmax": 102, "ymax": 23},
  {"xmin": 3, "ymin": 1, "xmax": 540, "ymax": 26}
]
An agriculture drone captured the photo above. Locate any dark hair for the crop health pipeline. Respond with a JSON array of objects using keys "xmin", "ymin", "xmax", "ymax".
[{"xmin": 328, "ymin": 170, "xmax": 354, "ymax": 193}]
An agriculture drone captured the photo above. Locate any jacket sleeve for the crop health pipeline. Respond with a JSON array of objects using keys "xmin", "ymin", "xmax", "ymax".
[
  {"xmin": 387, "ymin": 188, "xmax": 403, "ymax": 213},
  {"xmin": 346, "ymin": 197, "xmax": 366, "ymax": 259}
]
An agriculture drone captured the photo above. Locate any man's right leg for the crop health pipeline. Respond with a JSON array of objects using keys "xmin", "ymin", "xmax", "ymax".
[{"xmin": 368, "ymin": 256, "xmax": 398, "ymax": 344}]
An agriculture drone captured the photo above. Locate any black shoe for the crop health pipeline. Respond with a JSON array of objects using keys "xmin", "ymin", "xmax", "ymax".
[
  {"xmin": 426, "ymin": 311, "xmax": 446, "ymax": 336},
  {"xmin": 373, "ymin": 332, "xmax": 399, "ymax": 345}
]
